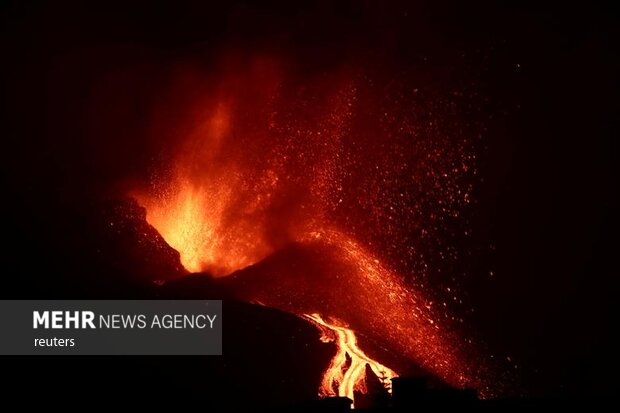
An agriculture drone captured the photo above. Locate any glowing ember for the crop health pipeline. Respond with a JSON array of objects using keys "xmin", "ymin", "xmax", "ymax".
[{"xmin": 305, "ymin": 313, "xmax": 397, "ymax": 405}]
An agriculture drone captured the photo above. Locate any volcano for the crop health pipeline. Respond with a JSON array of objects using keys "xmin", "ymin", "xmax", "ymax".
[
  {"xmin": 79, "ymin": 197, "xmax": 447, "ymax": 407},
  {"xmin": 3, "ymin": 1, "xmax": 616, "ymax": 407},
  {"xmin": 88, "ymin": 195, "xmax": 494, "ymax": 406},
  {"xmin": 125, "ymin": 56, "xmax": 500, "ymax": 402}
]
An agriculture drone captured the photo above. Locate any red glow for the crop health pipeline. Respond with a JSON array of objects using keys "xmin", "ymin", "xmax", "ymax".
[
  {"xmin": 134, "ymin": 56, "xmax": 497, "ymax": 399},
  {"xmin": 136, "ymin": 101, "xmax": 277, "ymax": 276}
]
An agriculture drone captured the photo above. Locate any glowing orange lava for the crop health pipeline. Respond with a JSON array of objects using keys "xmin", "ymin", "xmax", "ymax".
[
  {"xmin": 134, "ymin": 57, "xmax": 499, "ymax": 398},
  {"xmin": 135, "ymin": 95, "xmax": 293, "ymax": 276},
  {"xmin": 305, "ymin": 313, "xmax": 397, "ymax": 405},
  {"xmin": 134, "ymin": 60, "xmax": 351, "ymax": 276},
  {"xmin": 137, "ymin": 176, "xmax": 274, "ymax": 275}
]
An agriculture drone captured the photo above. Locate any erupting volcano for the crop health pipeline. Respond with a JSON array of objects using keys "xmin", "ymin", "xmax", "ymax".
[{"xmin": 134, "ymin": 56, "xmax": 497, "ymax": 403}]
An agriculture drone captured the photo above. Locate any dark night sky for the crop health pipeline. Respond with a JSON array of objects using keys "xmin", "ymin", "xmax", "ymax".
[{"xmin": 1, "ymin": 0, "xmax": 618, "ymax": 402}]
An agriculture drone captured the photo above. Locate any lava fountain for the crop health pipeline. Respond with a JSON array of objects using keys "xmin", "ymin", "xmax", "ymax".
[{"xmin": 134, "ymin": 56, "xmax": 497, "ymax": 401}]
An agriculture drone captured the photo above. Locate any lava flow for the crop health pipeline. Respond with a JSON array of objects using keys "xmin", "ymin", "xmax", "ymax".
[
  {"xmin": 134, "ymin": 56, "xmax": 498, "ymax": 401},
  {"xmin": 305, "ymin": 313, "xmax": 397, "ymax": 403}
]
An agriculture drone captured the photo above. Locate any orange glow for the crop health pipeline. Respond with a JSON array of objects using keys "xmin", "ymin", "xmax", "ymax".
[
  {"xmin": 305, "ymin": 313, "xmax": 397, "ymax": 405},
  {"xmin": 134, "ymin": 59, "xmax": 351, "ymax": 276},
  {"xmin": 134, "ymin": 57, "xmax": 499, "ymax": 398},
  {"xmin": 136, "ymin": 174, "xmax": 274, "ymax": 275},
  {"xmin": 135, "ymin": 93, "xmax": 287, "ymax": 276}
]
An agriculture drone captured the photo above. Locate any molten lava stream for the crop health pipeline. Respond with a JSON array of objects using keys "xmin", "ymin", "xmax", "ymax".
[{"xmin": 305, "ymin": 313, "xmax": 397, "ymax": 405}]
